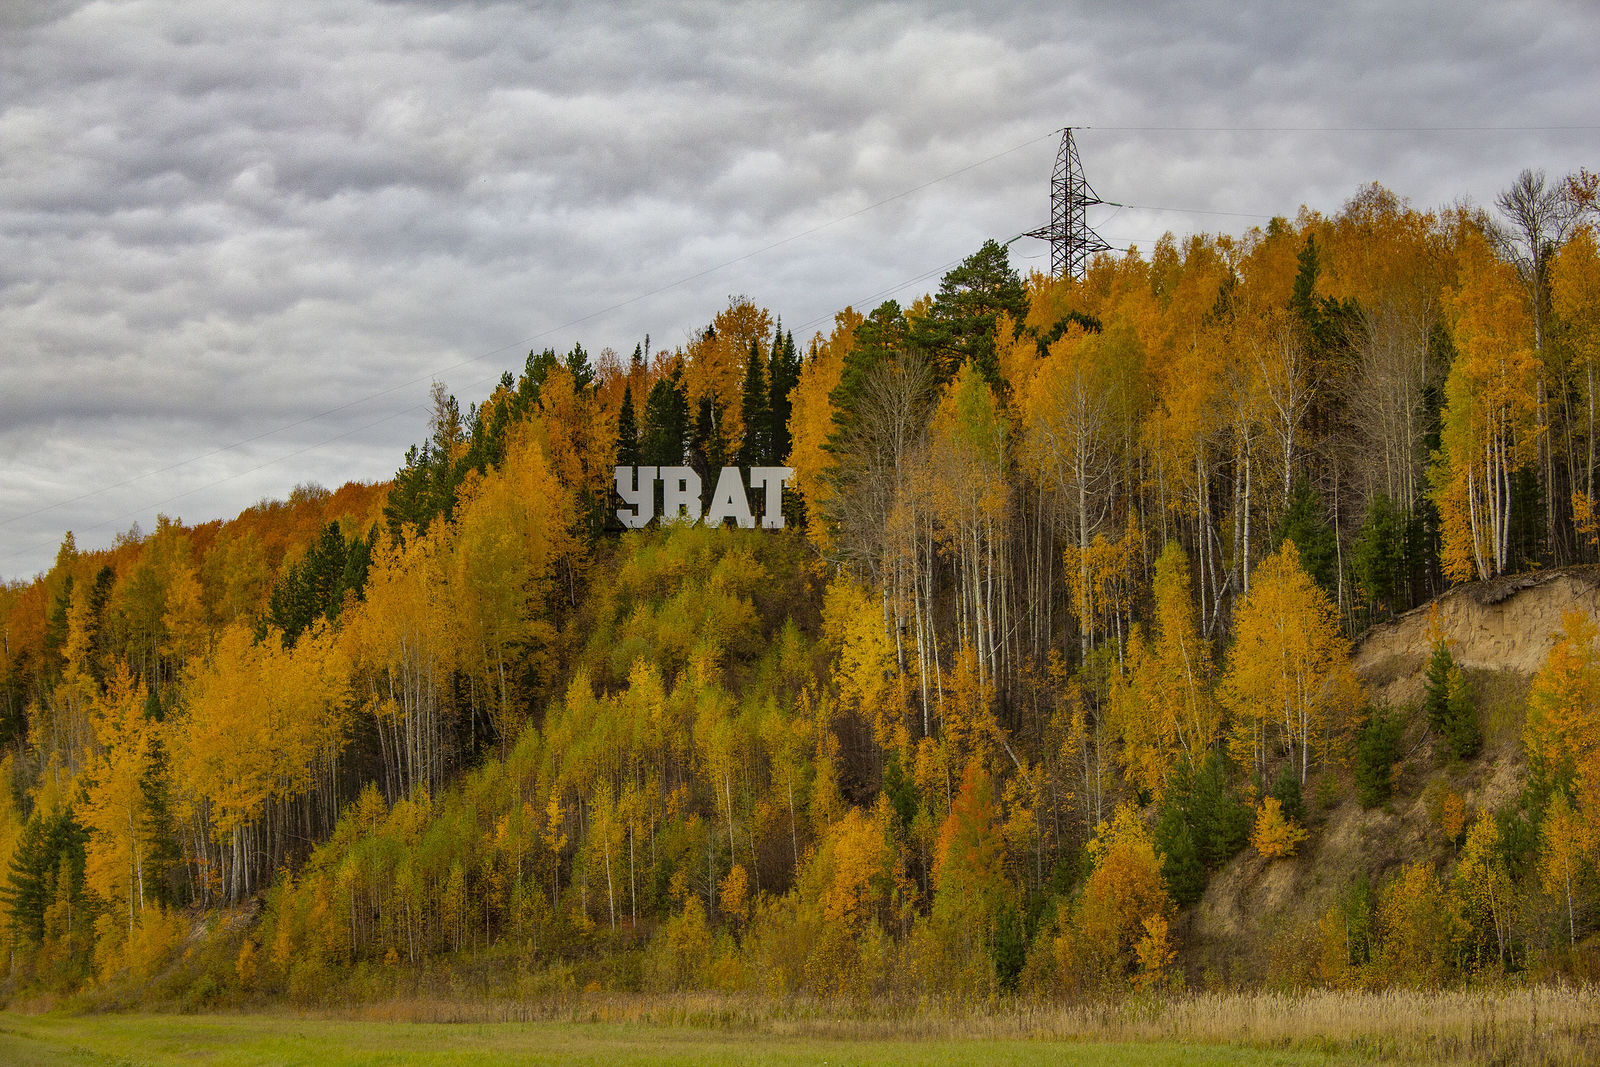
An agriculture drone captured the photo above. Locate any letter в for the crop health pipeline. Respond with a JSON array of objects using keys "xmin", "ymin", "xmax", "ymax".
[{"xmin": 659, "ymin": 466, "xmax": 703, "ymax": 524}]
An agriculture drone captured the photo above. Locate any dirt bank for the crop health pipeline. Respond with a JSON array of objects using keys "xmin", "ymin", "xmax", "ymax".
[
  {"xmin": 1188, "ymin": 566, "xmax": 1600, "ymax": 984},
  {"xmin": 1351, "ymin": 566, "xmax": 1600, "ymax": 707}
]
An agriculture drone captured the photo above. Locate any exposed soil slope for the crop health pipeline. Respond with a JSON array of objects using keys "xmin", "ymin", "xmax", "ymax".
[
  {"xmin": 1353, "ymin": 566, "xmax": 1600, "ymax": 705},
  {"xmin": 1187, "ymin": 566, "xmax": 1600, "ymax": 985}
]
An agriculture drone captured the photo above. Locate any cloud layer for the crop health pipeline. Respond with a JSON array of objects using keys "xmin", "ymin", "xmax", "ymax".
[{"xmin": 3, "ymin": 0, "xmax": 1596, "ymax": 578}]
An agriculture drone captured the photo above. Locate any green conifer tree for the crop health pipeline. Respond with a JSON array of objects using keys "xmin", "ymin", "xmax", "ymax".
[
  {"xmin": 738, "ymin": 339, "xmax": 770, "ymax": 466},
  {"xmin": 617, "ymin": 382, "xmax": 641, "ymax": 467}
]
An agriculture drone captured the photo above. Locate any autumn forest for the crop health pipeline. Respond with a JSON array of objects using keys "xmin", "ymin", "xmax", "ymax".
[{"xmin": 5, "ymin": 171, "xmax": 1600, "ymax": 1011}]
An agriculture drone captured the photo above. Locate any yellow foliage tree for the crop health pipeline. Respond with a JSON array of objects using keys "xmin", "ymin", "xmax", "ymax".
[
  {"xmin": 1377, "ymin": 861, "xmax": 1455, "ymax": 985},
  {"xmin": 1525, "ymin": 610, "xmax": 1600, "ymax": 797},
  {"xmin": 930, "ymin": 764, "xmax": 1011, "ymax": 973},
  {"xmin": 1250, "ymin": 795, "xmax": 1308, "ymax": 859},
  {"xmin": 1223, "ymin": 541, "xmax": 1362, "ymax": 784},
  {"xmin": 170, "ymin": 618, "xmax": 350, "ymax": 902},
  {"xmin": 718, "ymin": 863, "xmax": 751, "ymax": 927},
  {"xmin": 450, "ymin": 425, "xmax": 570, "ymax": 749},
  {"xmin": 1430, "ymin": 228, "xmax": 1540, "ymax": 581},
  {"xmin": 1019, "ymin": 323, "xmax": 1121, "ymax": 642},
  {"xmin": 1524, "ymin": 612, "xmax": 1600, "ymax": 950},
  {"xmin": 1553, "ymin": 227, "xmax": 1600, "ymax": 502},
  {"xmin": 343, "ymin": 526, "xmax": 456, "ymax": 797},
  {"xmin": 81, "ymin": 663, "xmax": 156, "ymax": 937},
  {"xmin": 813, "ymin": 803, "xmax": 895, "ymax": 932},
  {"xmin": 1108, "ymin": 541, "xmax": 1217, "ymax": 797},
  {"xmin": 785, "ymin": 310, "xmax": 857, "ymax": 552},
  {"xmin": 1539, "ymin": 792, "xmax": 1594, "ymax": 948},
  {"xmin": 1059, "ymin": 803, "xmax": 1174, "ymax": 991},
  {"xmin": 1061, "ymin": 510, "xmax": 1142, "ymax": 655},
  {"xmin": 925, "ymin": 362, "xmax": 1009, "ymax": 688},
  {"xmin": 821, "ymin": 575, "xmax": 903, "ymax": 757},
  {"xmin": 1452, "ymin": 809, "xmax": 1513, "ymax": 971}
]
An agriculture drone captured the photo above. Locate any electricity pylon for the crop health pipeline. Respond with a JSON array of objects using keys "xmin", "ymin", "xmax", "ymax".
[{"xmin": 1016, "ymin": 128, "xmax": 1111, "ymax": 279}]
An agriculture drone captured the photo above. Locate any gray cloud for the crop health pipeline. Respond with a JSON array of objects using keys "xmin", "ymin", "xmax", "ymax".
[{"xmin": 3, "ymin": 0, "xmax": 1597, "ymax": 578}]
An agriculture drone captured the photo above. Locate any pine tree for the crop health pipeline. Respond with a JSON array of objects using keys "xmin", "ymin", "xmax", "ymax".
[{"xmin": 912, "ymin": 239, "xmax": 1027, "ymax": 387}]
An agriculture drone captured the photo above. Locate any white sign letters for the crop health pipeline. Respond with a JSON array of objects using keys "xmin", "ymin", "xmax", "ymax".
[{"xmin": 614, "ymin": 466, "xmax": 794, "ymax": 530}]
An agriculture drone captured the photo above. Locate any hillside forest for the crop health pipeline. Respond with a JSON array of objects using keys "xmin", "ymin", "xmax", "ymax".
[{"xmin": 3, "ymin": 171, "xmax": 1600, "ymax": 1005}]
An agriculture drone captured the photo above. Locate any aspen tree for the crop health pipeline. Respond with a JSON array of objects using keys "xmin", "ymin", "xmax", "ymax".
[
  {"xmin": 1431, "ymin": 229, "xmax": 1540, "ymax": 581},
  {"xmin": 1222, "ymin": 541, "xmax": 1361, "ymax": 783}
]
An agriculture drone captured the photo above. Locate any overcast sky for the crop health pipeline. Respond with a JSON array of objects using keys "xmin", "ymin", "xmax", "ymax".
[{"xmin": 2, "ymin": 0, "xmax": 1597, "ymax": 580}]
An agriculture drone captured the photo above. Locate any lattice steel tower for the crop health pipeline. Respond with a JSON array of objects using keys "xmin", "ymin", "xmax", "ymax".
[{"xmin": 1022, "ymin": 128, "xmax": 1111, "ymax": 279}]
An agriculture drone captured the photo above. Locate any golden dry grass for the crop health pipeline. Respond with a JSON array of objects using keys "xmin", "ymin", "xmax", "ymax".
[{"xmin": 324, "ymin": 983, "xmax": 1600, "ymax": 1065}]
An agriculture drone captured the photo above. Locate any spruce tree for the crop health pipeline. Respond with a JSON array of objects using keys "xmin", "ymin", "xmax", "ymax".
[
  {"xmin": 1442, "ymin": 665, "xmax": 1482, "ymax": 759},
  {"xmin": 2, "ymin": 810, "xmax": 87, "ymax": 944},
  {"xmin": 617, "ymin": 382, "xmax": 641, "ymax": 467},
  {"xmin": 738, "ymin": 338, "xmax": 770, "ymax": 466},
  {"xmin": 767, "ymin": 327, "xmax": 800, "ymax": 463},
  {"xmin": 565, "ymin": 342, "xmax": 594, "ymax": 390},
  {"xmin": 1353, "ymin": 493, "xmax": 1407, "ymax": 617},
  {"xmin": 827, "ymin": 300, "xmax": 906, "ymax": 451},
  {"xmin": 1274, "ymin": 476, "xmax": 1337, "ymax": 594},
  {"xmin": 140, "ymin": 733, "xmax": 187, "ymax": 907},
  {"xmin": 1355, "ymin": 707, "xmax": 1403, "ymax": 807},
  {"xmin": 1155, "ymin": 805, "xmax": 1206, "ymax": 906},
  {"xmin": 1424, "ymin": 640, "xmax": 1454, "ymax": 733},
  {"xmin": 641, "ymin": 371, "xmax": 689, "ymax": 467}
]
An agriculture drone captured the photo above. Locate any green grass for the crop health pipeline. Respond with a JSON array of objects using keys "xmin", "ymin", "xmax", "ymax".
[{"xmin": 0, "ymin": 1012, "xmax": 1356, "ymax": 1066}]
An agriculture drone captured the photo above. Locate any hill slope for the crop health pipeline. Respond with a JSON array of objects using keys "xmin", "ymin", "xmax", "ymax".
[{"xmin": 1191, "ymin": 568, "xmax": 1600, "ymax": 984}]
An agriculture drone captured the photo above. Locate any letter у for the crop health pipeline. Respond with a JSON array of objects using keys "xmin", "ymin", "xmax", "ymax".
[
  {"xmin": 615, "ymin": 466, "xmax": 656, "ymax": 529},
  {"xmin": 747, "ymin": 467, "xmax": 794, "ymax": 529}
]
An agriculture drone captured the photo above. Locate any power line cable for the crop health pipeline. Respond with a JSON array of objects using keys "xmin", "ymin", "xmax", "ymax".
[
  {"xmin": 15, "ymin": 118, "xmax": 1559, "ymax": 563},
  {"xmin": 1087, "ymin": 124, "xmax": 1600, "ymax": 132},
  {"xmin": 0, "ymin": 405, "xmax": 428, "ymax": 567},
  {"xmin": 1, "ymin": 129, "xmax": 1065, "ymax": 535}
]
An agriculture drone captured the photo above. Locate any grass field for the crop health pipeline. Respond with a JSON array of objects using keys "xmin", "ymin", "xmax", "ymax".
[
  {"xmin": 1, "ymin": 984, "xmax": 1595, "ymax": 1066},
  {"xmin": 0, "ymin": 1012, "xmax": 1354, "ymax": 1067}
]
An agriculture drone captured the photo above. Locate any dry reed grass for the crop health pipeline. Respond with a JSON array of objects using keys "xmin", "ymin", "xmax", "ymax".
[{"xmin": 336, "ymin": 983, "xmax": 1600, "ymax": 1065}]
